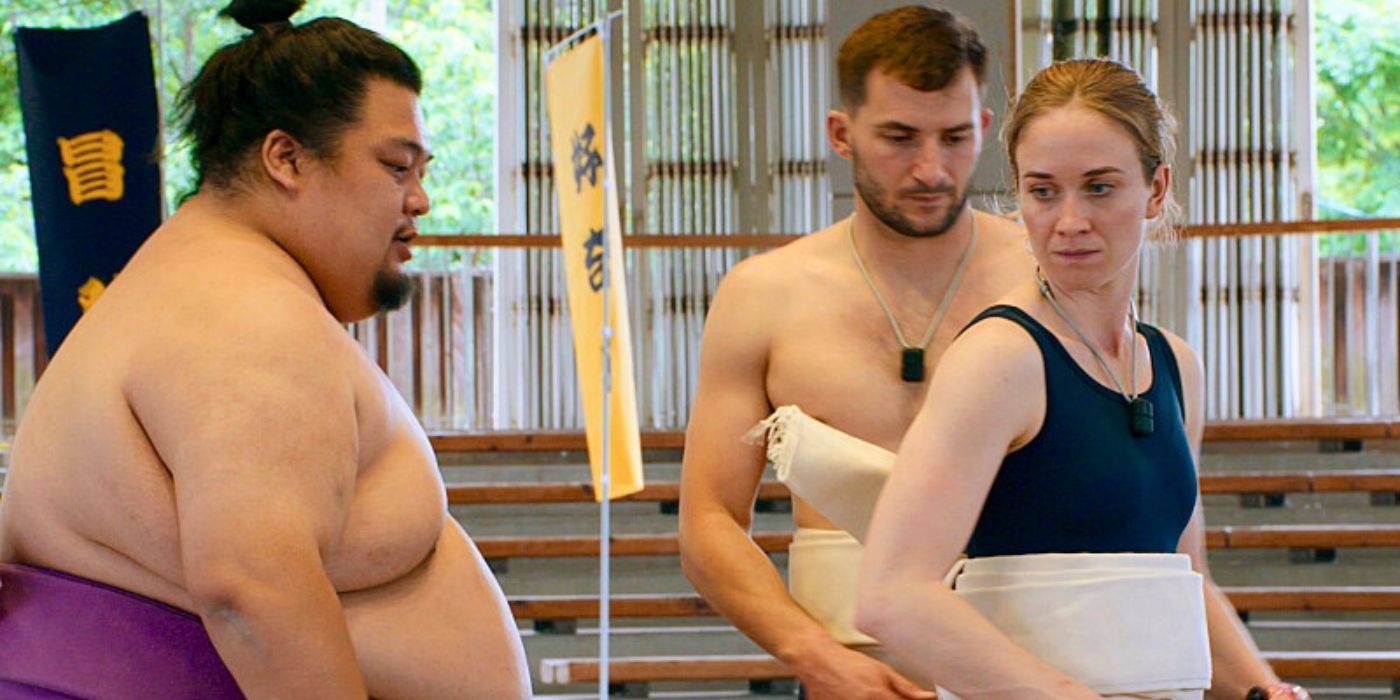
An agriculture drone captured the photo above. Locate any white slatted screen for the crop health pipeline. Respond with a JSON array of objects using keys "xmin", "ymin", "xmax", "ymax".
[
  {"xmin": 1191, "ymin": 0, "xmax": 1306, "ymax": 418},
  {"xmin": 1027, "ymin": 0, "xmax": 1309, "ymax": 419},
  {"xmin": 495, "ymin": 0, "xmax": 832, "ymax": 431}
]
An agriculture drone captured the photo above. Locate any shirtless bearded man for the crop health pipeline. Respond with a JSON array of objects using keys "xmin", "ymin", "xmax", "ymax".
[
  {"xmin": 679, "ymin": 6, "xmax": 1034, "ymax": 699},
  {"xmin": 0, "ymin": 1, "xmax": 529, "ymax": 697}
]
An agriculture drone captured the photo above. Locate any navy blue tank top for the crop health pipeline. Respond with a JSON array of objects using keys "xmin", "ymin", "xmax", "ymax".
[{"xmin": 962, "ymin": 305, "xmax": 1198, "ymax": 558}]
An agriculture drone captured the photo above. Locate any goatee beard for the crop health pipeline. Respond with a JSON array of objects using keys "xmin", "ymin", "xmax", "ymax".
[
  {"xmin": 372, "ymin": 268, "xmax": 416, "ymax": 313},
  {"xmin": 867, "ymin": 190, "xmax": 969, "ymax": 238},
  {"xmin": 852, "ymin": 149, "xmax": 969, "ymax": 238}
]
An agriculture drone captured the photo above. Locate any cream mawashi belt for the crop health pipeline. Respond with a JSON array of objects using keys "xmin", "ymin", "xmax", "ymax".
[
  {"xmin": 940, "ymin": 552, "xmax": 1210, "ymax": 700},
  {"xmin": 749, "ymin": 405, "xmax": 892, "ymax": 542}
]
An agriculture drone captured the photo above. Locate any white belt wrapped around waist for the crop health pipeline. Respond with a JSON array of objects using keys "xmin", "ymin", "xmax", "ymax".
[
  {"xmin": 750, "ymin": 405, "xmax": 893, "ymax": 542},
  {"xmin": 942, "ymin": 552, "xmax": 1210, "ymax": 700},
  {"xmin": 788, "ymin": 528, "xmax": 879, "ymax": 646}
]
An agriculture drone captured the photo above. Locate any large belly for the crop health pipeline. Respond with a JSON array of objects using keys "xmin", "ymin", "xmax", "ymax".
[{"xmin": 343, "ymin": 520, "xmax": 531, "ymax": 700}]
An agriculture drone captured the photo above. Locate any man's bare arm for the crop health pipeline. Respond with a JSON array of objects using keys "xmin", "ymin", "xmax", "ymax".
[
  {"xmin": 679, "ymin": 264, "xmax": 929, "ymax": 699},
  {"xmin": 128, "ymin": 302, "xmax": 367, "ymax": 698}
]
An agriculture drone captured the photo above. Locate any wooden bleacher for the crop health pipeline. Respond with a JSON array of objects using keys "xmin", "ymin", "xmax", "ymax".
[
  {"xmin": 442, "ymin": 470, "xmax": 1400, "ymax": 505},
  {"xmin": 538, "ymin": 652, "xmax": 1400, "ymax": 687},
  {"xmin": 424, "ymin": 415, "xmax": 1400, "ymax": 454},
  {"xmin": 507, "ymin": 587, "xmax": 1400, "ymax": 624},
  {"xmin": 4, "ymin": 418, "xmax": 1399, "ymax": 696},
  {"xmin": 472, "ymin": 525, "xmax": 1400, "ymax": 561},
  {"xmin": 457, "ymin": 467, "xmax": 1400, "ymax": 561},
  {"xmin": 481, "ymin": 423, "xmax": 1400, "ymax": 696}
]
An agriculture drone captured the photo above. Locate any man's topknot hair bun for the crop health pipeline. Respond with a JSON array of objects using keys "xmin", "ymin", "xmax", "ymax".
[
  {"xmin": 219, "ymin": 0, "xmax": 306, "ymax": 30},
  {"xmin": 181, "ymin": 0, "xmax": 420, "ymax": 193}
]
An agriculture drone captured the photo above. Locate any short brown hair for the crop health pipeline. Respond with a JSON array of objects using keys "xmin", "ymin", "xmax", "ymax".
[
  {"xmin": 1005, "ymin": 58, "xmax": 1180, "ymax": 238},
  {"xmin": 837, "ymin": 5, "xmax": 986, "ymax": 111}
]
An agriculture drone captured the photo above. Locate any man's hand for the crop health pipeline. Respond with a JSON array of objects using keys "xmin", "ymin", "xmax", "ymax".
[{"xmin": 794, "ymin": 645, "xmax": 936, "ymax": 700}]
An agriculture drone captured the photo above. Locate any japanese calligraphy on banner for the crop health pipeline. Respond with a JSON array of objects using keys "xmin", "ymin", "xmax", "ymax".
[
  {"xmin": 16, "ymin": 12, "xmax": 162, "ymax": 354},
  {"xmin": 544, "ymin": 33, "xmax": 644, "ymax": 501}
]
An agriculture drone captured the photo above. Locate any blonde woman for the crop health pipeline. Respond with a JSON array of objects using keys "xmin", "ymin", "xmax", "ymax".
[{"xmin": 855, "ymin": 59, "xmax": 1306, "ymax": 700}]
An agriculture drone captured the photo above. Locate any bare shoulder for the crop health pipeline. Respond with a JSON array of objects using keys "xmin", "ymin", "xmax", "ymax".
[
  {"xmin": 109, "ymin": 231, "xmax": 368, "ymax": 466},
  {"xmin": 119, "ymin": 238, "xmax": 358, "ymax": 383},
  {"xmin": 975, "ymin": 208, "xmax": 1028, "ymax": 240},
  {"xmin": 909, "ymin": 310, "xmax": 1046, "ymax": 457},
  {"xmin": 1155, "ymin": 326, "xmax": 1203, "ymax": 377},
  {"xmin": 704, "ymin": 222, "xmax": 845, "ymax": 338},
  {"xmin": 972, "ymin": 210, "xmax": 1033, "ymax": 266},
  {"xmin": 941, "ymin": 312, "xmax": 1042, "ymax": 381},
  {"xmin": 713, "ymin": 222, "xmax": 843, "ymax": 304}
]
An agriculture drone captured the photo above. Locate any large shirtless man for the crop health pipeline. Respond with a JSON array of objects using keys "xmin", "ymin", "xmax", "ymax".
[
  {"xmin": 679, "ymin": 7, "xmax": 1035, "ymax": 699},
  {"xmin": 0, "ymin": 1, "xmax": 529, "ymax": 698}
]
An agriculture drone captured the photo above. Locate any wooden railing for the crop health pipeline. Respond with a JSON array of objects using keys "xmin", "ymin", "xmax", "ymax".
[
  {"xmin": 4, "ymin": 218, "xmax": 1400, "ymax": 434},
  {"xmin": 0, "ymin": 274, "xmax": 44, "ymax": 438}
]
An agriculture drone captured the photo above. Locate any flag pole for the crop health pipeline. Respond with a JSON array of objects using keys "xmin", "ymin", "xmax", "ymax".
[
  {"xmin": 542, "ymin": 13, "xmax": 626, "ymax": 697},
  {"xmin": 597, "ymin": 10, "xmax": 623, "ymax": 699}
]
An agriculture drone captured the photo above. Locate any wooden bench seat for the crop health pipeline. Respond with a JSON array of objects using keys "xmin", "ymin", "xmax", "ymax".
[
  {"xmin": 445, "ymin": 470, "xmax": 1400, "ymax": 506},
  {"xmin": 426, "ymin": 418, "xmax": 1400, "ymax": 454},
  {"xmin": 4, "ymin": 470, "xmax": 1399, "ymax": 506},
  {"xmin": 539, "ymin": 651, "xmax": 1400, "ymax": 686},
  {"xmin": 508, "ymin": 587, "xmax": 1400, "ymax": 622},
  {"xmin": 476, "ymin": 525, "xmax": 1400, "ymax": 560}
]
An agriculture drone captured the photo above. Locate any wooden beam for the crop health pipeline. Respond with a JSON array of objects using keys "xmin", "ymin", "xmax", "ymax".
[
  {"xmin": 1266, "ymin": 651, "xmax": 1400, "ymax": 678},
  {"xmin": 1224, "ymin": 587, "xmax": 1400, "ymax": 612},
  {"xmin": 429, "ymin": 431, "xmax": 684, "ymax": 452},
  {"xmin": 510, "ymin": 593, "xmax": 719, "ymax": 620},
  {"xmin": 447, "ymin": 481, "xmax": 790, "ymax": 504},
  {"xmin": 5, "ymin": 470, "xmax": 1395, "ymax": 506},
  {"xmin": 448, "ymin": 471, "xmax": 1400, "ymax": 504},
  {"xmin": 1202, "ymin": 417, "xmax": 1395, "ymax": 441},
  {"xmin": 1216, "ymin": 525, "xmax": 1400, "ymax": 549},
  {"xmin": 539, "ymin": 655, "xmax": 792, "ymax": 685},
  {"xmin": 1310, "ymin": 470, "xmax": 1400, "ymax": 492},
  {"xmin": 537, "ymin": 652, "xmax": 1400, "ymax": 685},
  {"xmin": 431, "ymin": 418, "xmax": 1400, "ymax": 452},
  {"xmin": 508, "ymin": 587, "xmax": 1400, "ymax": 621},
  {"xmin": 412, "ymin": 219, "xmax": 1400, "ymax": 249},
  {"xmin": 476, "ymin": 526, "xmax": 1400, "ymax": 559},
  {"xmin": 1198, "ymin": 474, "xmax": 1312, "ymax": 494},
  {"xmin": 476, "ymin": 532, "xmax": 794, "ymax": 559}
]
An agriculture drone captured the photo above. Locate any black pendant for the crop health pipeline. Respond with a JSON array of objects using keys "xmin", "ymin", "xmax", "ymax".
[
  {"xmin": 901, "ymin": 347, "xmax": 925, "ymax": 382},
  {"xmin": 1129, "ymin": 396, "xmax": 1154, "ymax": 436}
]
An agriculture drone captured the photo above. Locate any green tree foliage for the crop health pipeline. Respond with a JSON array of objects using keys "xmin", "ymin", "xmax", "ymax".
[
  {"xmin": 0, "ymin": 0, "xmax": 136, "ymax": 273},
  {"xmin": 1315, "ymin": 0, "xmax": 1400, "ymax": 254},
  {"xmin": 0, "ymin": 0, "xmax": 495, "ymax": 272}
]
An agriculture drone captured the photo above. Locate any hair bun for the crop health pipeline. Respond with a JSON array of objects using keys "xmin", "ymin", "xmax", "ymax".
[{"xmin": 220, "ymin": 0, "xmax": 305, "ymax": 30}]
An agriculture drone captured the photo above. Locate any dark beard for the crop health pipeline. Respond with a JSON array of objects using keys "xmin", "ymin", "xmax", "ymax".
[
  {"xmin": 372, "ymin": 268, "xmax": 416, "ymax": 313},
  {"xmin": 852, "ymin": 150, "xmax": 969, "ymax": 238}
]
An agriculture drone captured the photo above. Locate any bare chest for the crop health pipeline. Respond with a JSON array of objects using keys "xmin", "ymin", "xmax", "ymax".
[
  {"xmin": 323, "ymin": 367, "xmax": 447, "ymax": 593},
  {"xmin": 765, "ymin": 297, "xmax": 946, "ymax": 451}
]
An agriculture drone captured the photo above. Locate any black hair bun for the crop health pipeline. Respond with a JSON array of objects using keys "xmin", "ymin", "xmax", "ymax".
[{"xmin": 220, "ymin": 0, "xmax": 305, "ymax": 30}]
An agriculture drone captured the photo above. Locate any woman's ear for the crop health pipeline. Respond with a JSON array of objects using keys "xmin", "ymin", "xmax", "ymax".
[{"xmin": 1145, "ymin": 163, "xmax": 1171, "ymax": 220}]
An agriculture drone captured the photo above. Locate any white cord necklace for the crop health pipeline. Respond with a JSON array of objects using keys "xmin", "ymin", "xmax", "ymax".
[
  {"xmin": 1035, "ymin": 267, "xmax": 1154, "ymax": 437},
  {"xmin": 848, "ymin": 215, "xmax": 977, "ymax": 382}
]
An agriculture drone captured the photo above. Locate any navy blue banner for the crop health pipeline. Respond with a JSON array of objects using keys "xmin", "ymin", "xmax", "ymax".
[{"xmin": 16, "ymin": 12, "xmax": 161, "ymax": 354}]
